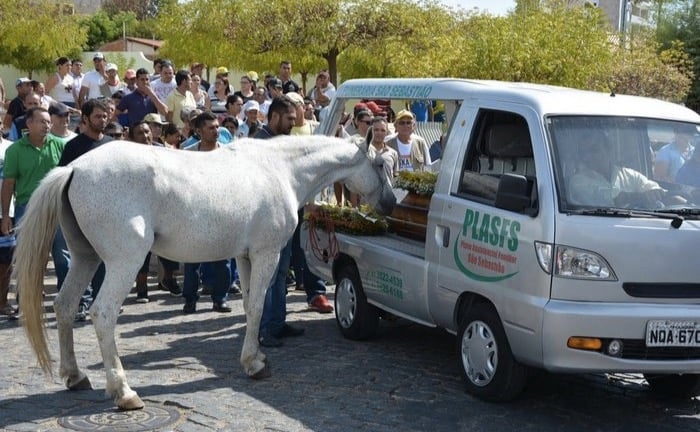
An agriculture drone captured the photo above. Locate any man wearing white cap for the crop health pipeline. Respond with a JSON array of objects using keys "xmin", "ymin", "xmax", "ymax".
[
  {"xmin": 239, "ymin": 100, "xmax": 262, "ymax": 137},
  {"xmin": 2, "ymin": 78, "xmax": 33, "ymax": 134},
  {"xmin": 99, "ymin": 63, "xmax": 125, "ymax": 98},
  {"xmin": 77, "ymin": 52, "xmax": 107, "ymax": 109}
]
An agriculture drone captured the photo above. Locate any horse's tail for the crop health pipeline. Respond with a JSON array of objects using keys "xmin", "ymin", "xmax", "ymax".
[{"xmin": 15, "ymin": 166, "xmax": 74, "ymax": 375}]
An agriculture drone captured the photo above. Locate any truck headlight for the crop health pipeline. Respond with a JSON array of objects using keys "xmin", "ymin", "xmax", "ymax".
[{"xmin": 555, "ymin": 246, "xmax": 617, "ymax": 280}]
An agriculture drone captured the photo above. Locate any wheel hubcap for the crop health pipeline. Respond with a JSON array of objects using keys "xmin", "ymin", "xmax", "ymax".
[
  {"xmin": 335, "ymin": 278, "xmax": 357, "ymax": 329},
  {"xmin": 461, "ymin": 320, "xmax": 498, "ymax": 387}
]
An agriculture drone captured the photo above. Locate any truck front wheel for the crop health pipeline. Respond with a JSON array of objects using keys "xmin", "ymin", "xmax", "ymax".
[
  {"xmin": 457, "ymin": 303, "xmax": 529, "ymax": 402},
  {"xmin": 644, "ymin": 373, "xmax": 700, "ymax": 398},
  {"xmin": 335, "ymin": 265, "xmax": 379, "ymax": 340}
]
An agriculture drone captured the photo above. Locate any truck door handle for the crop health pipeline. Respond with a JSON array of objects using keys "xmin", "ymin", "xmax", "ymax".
[{"xmin": 437, "ymin": 225, "xmax": 450, "ymax": 248}]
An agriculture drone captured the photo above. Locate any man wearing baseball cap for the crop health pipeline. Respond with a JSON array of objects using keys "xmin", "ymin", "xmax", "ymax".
[
  {"xmin": 386, "ymin": 109, "xmax": 431, "ymax": 172},
  {"xmin": 123, "ymin": 69, "xmax": 137, "ymax": 95},
  {"xmin": 77, "ymin": 52, "xmax": 107, "ymax": 108},
  {"xmin": 2, "ymin": 78, "xmax": 33, "ymax": 134},
  {"xmin": 239, "ymin": 100, "xmax": 262, "ymax": 137}
]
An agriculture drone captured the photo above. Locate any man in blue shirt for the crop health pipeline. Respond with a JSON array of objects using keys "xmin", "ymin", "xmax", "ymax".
[
  {"xmin": 255, "ymin": 96, "xmax": 305, "ymax": 347},
  {"xmin": 116, "ymin": 68, "xmax": 168, "ymax": 127}
]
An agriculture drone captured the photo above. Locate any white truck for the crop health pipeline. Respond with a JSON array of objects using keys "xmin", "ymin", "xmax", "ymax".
[{"xmin": 303, "ymin": 78, "xmax": 700, "ymax": 401}]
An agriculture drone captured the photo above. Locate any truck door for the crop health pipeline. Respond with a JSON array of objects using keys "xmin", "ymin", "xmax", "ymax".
[{"xmin": 430, "ymin": 107, "xmax": 553, "ymax": 362}]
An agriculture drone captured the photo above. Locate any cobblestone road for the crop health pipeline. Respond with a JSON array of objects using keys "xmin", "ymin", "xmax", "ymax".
[{"xmin": 1, "ymin": 268, "xmax": 699, "ymax": 431}]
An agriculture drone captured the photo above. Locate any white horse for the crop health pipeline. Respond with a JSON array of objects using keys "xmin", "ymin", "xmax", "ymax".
[{"xmin": 15, "ymin": 136, "xmax": 395, "ymax": 411}]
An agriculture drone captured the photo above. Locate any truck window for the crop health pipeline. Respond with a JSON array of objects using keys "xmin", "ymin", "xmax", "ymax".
[
  {"xmin": 549, "ymin": 116, "xmax": 700, "ymax": 212},
  {"xmin": 457, "ymin": 110, "xmax": 537, "ymax": 213}
]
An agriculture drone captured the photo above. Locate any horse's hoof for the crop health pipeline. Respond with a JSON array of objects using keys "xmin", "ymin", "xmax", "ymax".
[
  {"xmin": 117, "ymin": 394, "xmax": 145, "ymax": 411},
  {"xmin": 249, "ymin": 359, "xmax": 272, "ymax": 380},
  {"xmin": 67, "ymin": 375, "xmax": 92, "ymax": 391}
]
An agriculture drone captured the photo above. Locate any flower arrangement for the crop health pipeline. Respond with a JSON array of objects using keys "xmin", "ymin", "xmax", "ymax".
[
  {"xmin": 306, "ymin": 204, "xmax": 388, "ymax": 236},
  {"xmin": 393, "ymin": 171, "xmax": 438, "ymax": 196}
]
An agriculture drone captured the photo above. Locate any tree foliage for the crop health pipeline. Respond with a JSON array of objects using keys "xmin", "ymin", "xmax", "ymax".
[
  {"xmin": 0, "ymin": 0, "xmax": 87, "ymax": 74},
  {"xmin": 654, "ymin": 0, "xmax": 700, "ymax": 109},
  {"xmin": 102, "ymin": 0, "xmax": 174, "ymax": 21},
  {"xmin": 149, "ymin": 0, "xmax": 693, "ymax": 103}
]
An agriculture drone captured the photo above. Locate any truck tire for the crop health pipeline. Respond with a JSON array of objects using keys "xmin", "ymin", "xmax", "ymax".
[
  {"xmin": 334, "ymin": 264, "xmax": 379, "ymax": 340},
  {"xmin": 644, "ymin": 373, "xmax": 700, "ymax": 398},
  {"xmin": 457, "ymin": 302, "xmax": 529, "ymax": 402}
]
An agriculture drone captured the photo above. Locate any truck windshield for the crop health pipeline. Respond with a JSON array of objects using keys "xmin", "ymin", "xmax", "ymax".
[{"xmin": 548, "ymin": 116, "xmax": 700, "ymax": 215}]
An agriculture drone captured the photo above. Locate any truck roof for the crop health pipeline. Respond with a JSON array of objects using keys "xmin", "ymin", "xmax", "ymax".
[{"xmin": 335, "ymin": 78, "xmax": 700, "ymax": 123}]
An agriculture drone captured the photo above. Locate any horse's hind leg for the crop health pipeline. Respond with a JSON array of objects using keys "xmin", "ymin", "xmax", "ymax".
[
  {"xmin": 92, "ymin": 259, "xmax": 146, "ymax": 410},
  {"xmin": 55, "ymin": 250, "xmax": 100, "ymax": 391}
]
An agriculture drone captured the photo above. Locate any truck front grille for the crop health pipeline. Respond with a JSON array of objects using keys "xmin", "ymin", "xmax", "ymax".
[{"xmin": 616, "ymin": 339, "xmax": 700, "ymax": 360}]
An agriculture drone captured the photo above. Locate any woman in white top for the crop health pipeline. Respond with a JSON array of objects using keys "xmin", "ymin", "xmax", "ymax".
[
  {"xmin": 190, "ymin": 74, "xmax": 211, "ymax": 110},
  {"xmin": 45, "ymin": 57, "xmax": 77, "ymax": 107}
]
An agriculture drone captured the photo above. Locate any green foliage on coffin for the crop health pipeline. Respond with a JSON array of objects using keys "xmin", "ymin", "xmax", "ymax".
[{"xmin": 306, "ymin": 204, "xmax": 388, "ymax": 236}]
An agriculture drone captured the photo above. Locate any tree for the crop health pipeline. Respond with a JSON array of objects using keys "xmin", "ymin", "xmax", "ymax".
[
  {"xmin": 445, "ymin": 1, "xmax": 614, "ymax": 89},
  {"xmin": 80, "ymin": 11, "xmax": 119, "ymax": 50},
  {"xmin": 154, "ymin": 0, "xmax": 240, "ymax": 73},
  {"xmin": 654, "ymin": 0, "xmax": 700, "ymax": 109},
  {"xmin": 102, "ymin": 0, "xmax": 175, "ymax": 21},
  {"xmin": 0, "ymin": 0, "xmax": 87, "ymax": 75}
]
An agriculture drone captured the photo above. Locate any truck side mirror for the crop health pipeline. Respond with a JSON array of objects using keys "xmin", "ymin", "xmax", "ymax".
[{"xmin": 495, "ymin": 174, "xmax": 537, "ymax": 216}]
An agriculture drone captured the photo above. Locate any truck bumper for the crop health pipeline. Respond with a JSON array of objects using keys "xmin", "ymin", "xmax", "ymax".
[{"xmin": 541, "ymin": 300, "xmax": 700, "ymax": 373}]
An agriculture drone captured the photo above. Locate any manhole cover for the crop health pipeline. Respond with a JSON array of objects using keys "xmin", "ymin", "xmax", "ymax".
[{"xmin": 58, "ymin": 402, "xmax": 181, "ymax": 431}]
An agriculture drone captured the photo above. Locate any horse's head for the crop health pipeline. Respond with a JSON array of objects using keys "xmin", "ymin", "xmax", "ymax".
[{"xmin": 345, "ymin": 143, "xmax": 396, "ymax": 216}]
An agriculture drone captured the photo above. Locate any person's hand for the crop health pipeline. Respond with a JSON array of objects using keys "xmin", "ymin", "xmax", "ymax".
[{"xmin": 1, "ymin": 218, "xmax": 12, "ymax": 236}]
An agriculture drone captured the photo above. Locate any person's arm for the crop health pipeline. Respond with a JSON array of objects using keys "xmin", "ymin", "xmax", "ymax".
[
  {"xmin": 1, "ymin": 178, "xmax": 15, "ymax": 235},
  {"xmin": 164, "ymin": 93, "xmax": 174, "ymax": 123},
  {"xmin": 45, "ymin": 73, "xmax": 59, "ymax": 95},
  {"xmin": 77, "ymin": 84, "xmax": 89, "ymax": 110},
  {"xmin": 143, "ymin": 85, "xmax": 168, "ymax": 116},
  {"xmin": 2, "ymin": 113, "xmax": 12, "ymax": 133}
]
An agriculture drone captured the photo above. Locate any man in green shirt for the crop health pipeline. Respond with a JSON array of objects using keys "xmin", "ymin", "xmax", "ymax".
[{"xmin": 1, "ymin": 107, "xmax": 70, "ymax": 309}]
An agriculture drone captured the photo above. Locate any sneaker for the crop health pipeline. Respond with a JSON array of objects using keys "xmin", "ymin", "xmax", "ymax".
[
  {"xmin": 159, "ymin": 278, "xmax": 182, "ymax": 296},
  {"xmin": 229, "ymin": 280, "xmax": 242, "ymax": 296},
  {"xmin": 74, "ymin": 304, "xmax": 89, "ymax": 322},
  {"xmin": 308, "ymin": 294, "xmax": 334, "ymax": 314},
  {"xmin": 212, "ymin": 301, "xmax": 232, "ymax": 313},
  {"xmin": 258, "ymin": 332, "xmax": 283, "ymax": 348},
  {"xmin": 135, "ymin": 294, "xmax": 149, "ymax": 304},
  {"xmin": 183, "ymin": 301, "xmax": 196, "ymax": 314},
  {"xmin": 275, "ymin": 323, "xmax": 305, "ymax": 338},
  {"xmin": 0, "ymin": 304, "xmax": 17, "ymax": 316}
]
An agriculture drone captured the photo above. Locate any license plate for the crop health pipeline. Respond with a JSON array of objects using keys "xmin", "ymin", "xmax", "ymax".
[{"xmin": 646, "ymin": 320, "xmax": 700, "ymax": 347}]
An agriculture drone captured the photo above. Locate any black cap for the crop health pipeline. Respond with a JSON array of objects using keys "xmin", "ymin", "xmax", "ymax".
[
  {"xmin": 48, "ymin": 102, "xmax": 69, "ymax": 117},
  {"xmin": 268, "ymin": 77, "xmax": 283, "ymax": 89}
]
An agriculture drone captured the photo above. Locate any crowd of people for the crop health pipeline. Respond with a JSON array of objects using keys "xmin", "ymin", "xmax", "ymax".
[{"xmin": 0, "ymin": 53, "xmax": 439, "ymax": 348}]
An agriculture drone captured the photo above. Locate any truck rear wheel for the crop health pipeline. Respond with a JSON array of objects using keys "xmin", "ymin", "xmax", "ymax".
[
  {"xmin": 644, "ymin": 373, "xmax": 700, "ymax": 398},
  {"xmin": 457, "ymin": 302, "xmax": 528, "ymax": 402},
  {"xmin": 335, "ymin": 264, "xmax": 379, "ymax": 340}
]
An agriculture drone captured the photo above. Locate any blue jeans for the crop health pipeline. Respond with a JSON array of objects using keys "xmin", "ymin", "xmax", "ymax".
[
  {"xmin": 183, "ymin": 260, "xmax": 229, "ymax": 304},
  {"xmin": 292, "ymin": 208, "xmax": 326, "ymax": 303},
  {"xmin": 15, "ymin": 204, "xmax": 78, "ymax": 302},
  {"xmin": 260, "ymin": 239, "xmax": 293, "ymax": 336},
  {"xmin": 201, "ymin": 259, "xmax": 238, "ymax": 288}
]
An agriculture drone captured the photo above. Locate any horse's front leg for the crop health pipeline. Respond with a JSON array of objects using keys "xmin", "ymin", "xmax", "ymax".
[
  {"xmin": 240, "ymin": 251, "xmax": 280, "ymax": 379},
  {"xmin": 91, "ymin": 264, "xmax": 145, "ymax": 410}
]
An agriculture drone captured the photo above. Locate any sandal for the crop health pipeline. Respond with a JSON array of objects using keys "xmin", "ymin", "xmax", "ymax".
[{"xmin": 0, "ymin": 304, "xmax": 17, "ymax": 316}]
